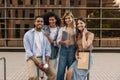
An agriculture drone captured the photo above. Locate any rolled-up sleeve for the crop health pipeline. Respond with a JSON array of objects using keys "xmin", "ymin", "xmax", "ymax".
[
  {"xmin": 23, "ymin": 33, "xmax": 33, "ymax": 60},
  {"xmin": 57, "ymin": 27, "xmax": 64, "ymax": 46}
]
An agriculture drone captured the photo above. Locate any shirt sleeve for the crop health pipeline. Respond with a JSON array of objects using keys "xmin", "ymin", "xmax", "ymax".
[
  {"xmin": 45, "ymin": 37, "xmax": 51, "ymax": 57},
  {"xmin": 23, "ymin": 33, "xmax": 33, "ymax": 60},
  {"xmin": 56, "ymin": 27, "xmax": 64, "ymax": 46}
]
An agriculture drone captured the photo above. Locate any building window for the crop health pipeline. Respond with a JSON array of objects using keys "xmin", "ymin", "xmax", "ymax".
[
  {"xmin": 8, "ymin": 10, "xmax": 11, "ymax": 17},
  {"xmin": 24, "ymin": 24, "xmax": 29, "ymax": 33},
  {"xmin": 58, "ymin": 0, "xmax": 62, "ymax": 5},
  {"xmin": 31, "ymin": 0, "xmax": 33, "ymax": 5},
  {"xmin": 18, "ymin": 0, "xmax": 23, "ymax": 5},
  {"xmin": 44, "ymin": 9, "xmax": 47, "ymax": 13},
  {"xmin": 10, "ymin": 0, "xmax": 12, "ymax": 4},
  {"xmin": 50, "ymin": 0, "xmax": 54, "ymax": 5},
  {"xmin": 70, "ymin": 0, "xmax": 74, "ymax": 5},
  {"xmin": 29, "ymin": 9, "xmax": 34, "ymax": 18},
  {"xmin": 1, "ymin": 24, "xmax": 5, "ymax": 38},
  {"xmin": 0, "ymin": 12, "xmax": 1, "ymax": 17},
  {"xmin": 30, "ymin": 13, "xmax": 34, "ymax": 18},
  {"xmin": 2, "ymin": 0, "xmax": 4, "ymax": 4},
  {"xmin": 22, "ymin": 9, "xmax": 25, "ymax": 18},
  {"xmin": 78, "ymin": 0, "xmax": 81, "ymax": 5},
  {"xmin": 40, "ymin": 0, "xmax": 43, "ymax": 5},
  {"xmin": 15, "ymin": 10, "xmax": 18, "ymax": 18},
  {"xmin": 15, "ymin": 24, "xmax": 20, "ymax": 38}
]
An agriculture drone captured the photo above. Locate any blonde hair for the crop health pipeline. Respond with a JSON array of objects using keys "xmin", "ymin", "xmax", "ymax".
[
  {"xmin": 62, "ymin": 11, "xmax": 74, "ymax": 20},
  {"xmin": 62, "ymin": 11, "xmax": 76, "ymax": 28}
]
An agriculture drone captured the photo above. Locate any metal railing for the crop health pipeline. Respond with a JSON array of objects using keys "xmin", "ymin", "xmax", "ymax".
[{"xmin": 0, "ymin": 57, "xmax": 6, "ymax": 80}]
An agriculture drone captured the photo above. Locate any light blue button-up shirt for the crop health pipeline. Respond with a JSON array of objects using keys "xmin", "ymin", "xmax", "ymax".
[{"xmin": 23, "ymin": 28, "xmax": 51, "ymax": 64}]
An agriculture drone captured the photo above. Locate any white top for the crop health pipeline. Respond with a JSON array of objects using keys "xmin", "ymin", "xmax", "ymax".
[
  {"xmin": 50, "ymin": 27, "xmax": 57, "ymax": 40},
  {"xmin": 34, "ymin": 30, "xmax": 43, "ymax": 57}
]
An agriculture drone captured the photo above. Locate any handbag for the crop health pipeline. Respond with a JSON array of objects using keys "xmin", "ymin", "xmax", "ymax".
[{"xmin": 77, "ymin": 52, "xmax": 90, "ymax": 69}]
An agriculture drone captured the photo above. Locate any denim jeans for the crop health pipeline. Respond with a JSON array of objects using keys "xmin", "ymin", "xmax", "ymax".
[{"xmin": 56, "ymin": 45, "xmax": 76, "ymax": 80}]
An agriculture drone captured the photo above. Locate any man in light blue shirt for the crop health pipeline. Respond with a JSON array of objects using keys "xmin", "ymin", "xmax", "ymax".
[{"xmin": 23, "ymin": 16, "xmax": 56, "ymax": 80}]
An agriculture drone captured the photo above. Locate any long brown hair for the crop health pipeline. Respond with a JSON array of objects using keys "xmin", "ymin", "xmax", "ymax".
[{"xmin": 76, "ymin": 17, "xmax": 86, "ymax": 40}]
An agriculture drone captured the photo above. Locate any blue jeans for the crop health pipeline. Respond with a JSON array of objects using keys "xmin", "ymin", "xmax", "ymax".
[{"xmin": 56, "ymin": 45, "xmax": 76, "ymax": 80}]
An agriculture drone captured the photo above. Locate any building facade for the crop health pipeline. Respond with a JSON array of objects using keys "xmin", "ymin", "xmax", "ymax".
[{"xmin": 0, "ymin": 0, "xmax": 120, "ymax": 48}]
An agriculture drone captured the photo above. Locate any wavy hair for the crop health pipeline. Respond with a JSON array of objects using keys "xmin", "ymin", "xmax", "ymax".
[{"xmin": 43, "ymin": 12, "xmax": 61, "ymax": 26}]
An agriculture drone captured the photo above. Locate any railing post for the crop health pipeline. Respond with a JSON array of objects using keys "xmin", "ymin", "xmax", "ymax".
[
  {"xmin": 0, "ymin": 57, "xmax": 6, "ymax": 80},
  {"xmin": 37, "ymin": 67, "xmax": 39, "ymax": 80},
  {"xmin": 87, "ymin": 73, "xmax": 89, "ymax": 80}
]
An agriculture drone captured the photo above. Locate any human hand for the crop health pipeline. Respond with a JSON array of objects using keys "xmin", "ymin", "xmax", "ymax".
[
  {"xmin": 83, "ymin": 28, "xmax": 88, "ymax": 35},
  {"xmin": 43, "ymin": 63, "xmax": 49, "ymax": 69},
  {"xmin": 44, "ymin": 31, "xmax": 49, "ymax": 37}
]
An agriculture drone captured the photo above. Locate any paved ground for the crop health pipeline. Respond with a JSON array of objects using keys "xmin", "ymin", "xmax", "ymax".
[{"xmin": 0, "ymin": 52, "xmax": 120, "ymax": 80}]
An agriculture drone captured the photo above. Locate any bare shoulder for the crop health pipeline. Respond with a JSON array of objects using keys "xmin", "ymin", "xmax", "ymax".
[{"xmin": 87, "ymin": 31, "xmax": 94, "ymax": 38}]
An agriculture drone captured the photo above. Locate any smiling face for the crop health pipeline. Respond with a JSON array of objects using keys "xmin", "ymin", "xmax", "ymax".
[
  {"xmin": 34, "ymin": 17, "xmax": 44, "ymax": 31},
  {"xmin": 77, "ymin": 20, "xmax": 86, "ymax": 31},
  {"xmin": 49, "ymin": 16, "xmax": 56, "ymax": 27},
  {"xmin": 65, "ymin": 15, "xmax": 74, "ymax": 25}
]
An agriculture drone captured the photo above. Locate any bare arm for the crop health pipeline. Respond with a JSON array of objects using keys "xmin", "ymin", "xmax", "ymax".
[
  {"xmin": 82, "ymin": 29, "xmax": 94, "ymax": 49},
  {"xmin": 44, "ymin": 31, "xmax": 54, "ymax": 43},
  {"xmin": 29, "ymin": 56, "xmax": 43, "ymax": 69},
  {"xmin": 75, "ymin": 49, "xmax": 79, "ymax": 60}
]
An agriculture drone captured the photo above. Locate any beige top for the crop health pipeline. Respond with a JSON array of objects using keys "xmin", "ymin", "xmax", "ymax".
[
  {"xmin": 57, "ymin": 26, "xmax": 76, "ymax": 46},
  {"xmin": 77, "ymin": 31, "xmax": 94, "ymax": 51},
  {"xmin": 65, "ymin": 27, "xmax": 76, "ymax": 45}
]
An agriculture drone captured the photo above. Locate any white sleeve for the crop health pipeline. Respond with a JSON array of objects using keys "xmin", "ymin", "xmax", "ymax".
[{"xmin": 56, "ymin": 27, "xmax": 64, "ymax": 46}]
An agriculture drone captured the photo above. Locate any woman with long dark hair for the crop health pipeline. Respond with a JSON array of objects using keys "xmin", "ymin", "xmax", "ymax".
[{"xmin": 66, "ymin": 17, "xmax": 94, "ymax": 80}]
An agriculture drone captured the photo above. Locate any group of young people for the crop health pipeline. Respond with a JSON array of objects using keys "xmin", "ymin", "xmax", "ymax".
[{"xmin": 23, "ymin": 11, "xmax": 94, "ymax": 80}]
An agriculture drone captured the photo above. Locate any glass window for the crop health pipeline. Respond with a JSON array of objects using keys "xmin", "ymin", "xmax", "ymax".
[
  {"xmin": 0, "ymin": 12, "xmax": 1, "ymax": 17},
  {"xmin": 24, "ymin": 24, "xmax": 29, "ymax": 33},
  {"xmin": 87, "ymin": 9, "xmax": 100, "ymax": 18},
  {"xmin": 70, "ymin": 0, "xmax": 74, "ymax": 6},
  {"xmin": 102, "ymin": 30, "xmax": 120, "ymax": 38},
  {"xmin": 10, "ymin": 0, "xmax": 12, "ymax": 4},
  {"xmin": 102, "ymin": 20, "xmax": 120, "ymax": 28},
  {"xmin": 15, "ymin": 24, "xmax": 20, "ymax": 38},
  {"xmin": 31, "ymin": 0, "xmax": 33, "ymax": 5},
  {"xmin": 50, "ymin": 0, "xmax": 54, "ymax": 5},
  {"xmin": 18, "ymin": 0, "xmax": 23, "ymax": 5},
  {"xmin": 15, "ymin": 10, "xmax": 18, "ymax": 18},
  {"xmin": 102, "ymin": 10, "xmax": 120, "ymax": 18},
  {"xmin": 7, "ymin": 10, "xmax": 11, "ymax": 17},
  {"xmin": 87, "ymin": 19, "xmax": 100, "ymax": 28},
  {"xmin": 102, "ymin": 0, "xmax": 118, "ymax": 7},
  {"xmin": 29, "ymin": 9, "xmax": 34, "ymax": 18},
  {"xmin": 87, "ymin": 0, "xmax": 100, "ymax": 7},
  {"xmin": 22, "ymin": 9, "xmax": 25, "ymax": 18},
  {"xmin": 2, "ymin": 0, "xmax": 4, "ymax": 4},
  {"xmin": 40, "ymin": 0, "xmax": 43, "ymax": 4},
  {"xmin": 58, "ymin": 0, "xmax": 62, "ymax": 5},
  {"xmin": 78, "ymin": 0, "xmax": 81, "ymax": 5},
  {"xmin": 0, "ymin": 9, "xmax": 5, "ymax": 18},
  {"xmin": 1, "ymin": 24, "xmax": 5, "ymax": 38}
]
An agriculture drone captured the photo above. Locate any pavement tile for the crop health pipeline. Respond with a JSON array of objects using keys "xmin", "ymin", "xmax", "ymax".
[{"xmin": 0, "ymin": 52, "xmax": 120, "ymax": 80}]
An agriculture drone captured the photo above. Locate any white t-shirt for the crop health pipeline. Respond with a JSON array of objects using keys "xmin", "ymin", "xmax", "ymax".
[
  {"xmin": 50, "ymin": 27, "xmax": 57, "ymax": 40},
  {"xmin": 34, "ymin": 31, "xmax": 43, "ymax": 57}
]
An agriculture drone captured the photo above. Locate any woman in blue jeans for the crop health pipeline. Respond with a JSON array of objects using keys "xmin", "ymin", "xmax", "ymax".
[
  {"xmin": 66, "ymin": 17, "xmax": 94, "ymax": 80},
  {"xmin": 56, "ymin": 11, "xmax": 76, "ymax": 80}
]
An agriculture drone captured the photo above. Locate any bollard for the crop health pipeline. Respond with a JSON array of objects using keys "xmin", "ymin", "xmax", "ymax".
[
  {"xmin": 0, "ymin": 57, "xmax": 6, "ymax": 80},
  {"xmin": 87, "ymin": 73, "xmax": 89, "ymax": 80},
  {"xmin": 37, "ymin": 67, "xmax": 39, "ymax": 80}
]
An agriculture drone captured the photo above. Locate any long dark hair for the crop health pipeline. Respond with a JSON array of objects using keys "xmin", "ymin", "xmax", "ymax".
[
  {"xmin": 43, "ymin": 12, "xmax": 61, "ymax": 26},
  {"xmin": 76, "ymin": 17, "xmax": 86, "ymax": 40}
]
